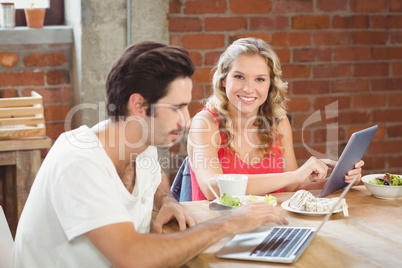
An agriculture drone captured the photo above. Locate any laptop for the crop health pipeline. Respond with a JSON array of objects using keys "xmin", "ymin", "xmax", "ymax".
[
  {"xmin": 318, "ymin": 125, "xmax": 377, "ymax": 197},
  {"xmin": 216, "ymin": 174, "xmax": 358, "ymax": 264}
]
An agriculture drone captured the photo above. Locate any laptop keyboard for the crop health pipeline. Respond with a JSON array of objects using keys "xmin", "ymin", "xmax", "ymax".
[{"xmin": 250, "ymin": 227, "xmax": 313, "ymax": 258}]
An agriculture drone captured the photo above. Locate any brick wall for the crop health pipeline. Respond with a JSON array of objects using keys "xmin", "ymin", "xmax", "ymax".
[
  {"xmin": 0, "ymin": 44, "xmax": 72, "ymax": 141},
  {"xmin": 168, "ymin": 0, "xmax": 402, "ymax": 181},
  {"xmin": 0, "ymin": 43, "xmax": 72, "ymax": 205}
]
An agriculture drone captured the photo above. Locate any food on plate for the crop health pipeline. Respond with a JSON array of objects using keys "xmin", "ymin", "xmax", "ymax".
[
  {"xmin": 369, "ymin": 173, "xmax": 402, "ymax": 186},
  {"xmin": 288, "ymin": 190, "xmax": 343, "ymax": 213},
  {"xmin": 220, "ymin": 193, "xmax": 241, "ymax": 207},
  {"xmin": 219, "ymin": 193, "xmax": 277, "ymax": 207}
]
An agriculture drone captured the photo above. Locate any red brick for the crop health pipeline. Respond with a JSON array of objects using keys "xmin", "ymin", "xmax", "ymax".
[
  {"xmin": 192, "ymin": 84, "xmax": 205, "ymax": 100},
  {"xmin": 368, "ymin": 140, "xmax": 402, "ymax": 154},
  {"xmin": 350, "ymin": 0, "xmax": 386, "ymax": 13},
  {"xmin": 317, "ymin": 0, "xmax": 347, "ymax": 11},
  {"xmin": 46, "ymin": 70, "xmax": 69, "ymax": 85},
  {"xmin": 188, "ymin": 52, "xmax": 202, "ymax": 66},
  {"xmin": 292, "ymin": 16, "xmax": 330, "ymax": 30},
  {"xmin": 293, "ymin": 48, "xmax": 332, "ymax": 62},
  {"xmin": 292, "ymin": 81, "xmax": 330, "ymax": 95},
  {"xmin": 390, "ymin": 0, "xmax": 402, "ymax": 12},
  {"xmin": 291, "ymin": 113, "xmax": 311, "ymax": 128},
  {"xmin": 272, "ymin": 32, "xmax": 311, "ymax": 47},
  {"xmin": 338, "ymin": 110, "xmax": 371, "ymax": 125},
  {"xmin": 182, "ymin": 34, "xmax": 225, "ymax": 49},
  {"xmin": 275, "ymin": 49, "xmax": 291, "ymax": 63},
  {"xmin": 169, "ymin": 0, "xmax": 182, "ymax": 13},
  {"xmin": 184, "ymin": 0, "xmax": 227, "ymax": 14},
  {"xmin": 229, "ymin": 0, "xmax": 272, "ymax": 14},
  {"xmin": 205, "ymin": 17, "xmax": 247, "ymax": 31},
  {"xmin": 282, "ymin": 65, "xmax": 310, "ymax": 79},
  {"xmin": 353, "ymin": 31, "xmax": 388, "ymax": 45},
  {"xmin": 169, "ymin": 18, "xmax": 202, "ymax": 32},
  {"xmin": 313, "ymin": 128, "xmax": 346, "ymax": 144},
  {"xmin": 45, "ymin": 123, "xmax": 66, "ymax": 140},
  {"xmin": 334, "ymin": 47, "xmax": 371, "ymax": 61},
  {"xmin": 169, "ymin": 34, "xmax": 181, "ymax": 46},
  {"xmin": 388, "ymin": 125, "xmax": 402, "ymax": 138},
  {"xmin": 313, "ymin": 32, "xmax": 350, "ymax": 46},
  {"xmin": 204, "ymin": 51, "xmax": 223, "ymax": 66},
  {"xmin": 44, "ymin": 105, "xmax": 71, "ymax": 121},
  {"xmin": 0, "ymin": 71, "xmax": 44, "ymax": 87},
  {"xmin": 313, "ymin": 96, "xmax": 351, "ymax": 110},
  {"xmin": 353, "ymin": 63, "xmax": 389, "ymax": 77},
  {"xmin": 274, "ymin": 1, "xmax": 313, "ymax": 14},
  {"xmin": 389, "ymin": 93, "xmax": 402, "ymax": 107},
  {"xmin": 313, "ymin": 64, "xmax": 351, "ymax": 79},
  {"xmin": 229, "ymin": 33, "xmax": 270, "ymax": 44},
  {"xmin": 287, "ymin": 97, "xmax": 311, "ymax": 113},
  {"xmin": 373, "ymin": 109, "xmax": 402, "ymax": 123},
  {"xmin": 363, "ymin": 156, "xmax": 386, "ymax": 170},
  {"xmin": 193, "ymin": 68, "xmax": 213, "ymax": 84},
  {"xmin": 351, "ymin": 94, "xmax": 386, "ymax": 108},
  {"xmin": 0, "ymin": 53, "xmax": 18, "ymax": 68},
  {"xmin": 372, "ymin": 78, "xmax": 402, "ymax": 91},
  {"xmin": 388, "ymin": 155, "xmax": 402, "ymax": 169},
  {"xmin": 292, "ymin": 129, "xmax": 311, "ymax": 144},
  {"xmin": 250, "ymin": 16, "xmax": 288, "ymax": 31},
  {"xmin": 188, "ymin": 101, "xmax": 204, "ymax": 118},
  {"xmin": 23, "ymin": 52, "xmax": 67, "ymax": 67},
  {"xmin": 372, "ymin": 15, "xmax": 402, "ymax": 29},
  {"xmin": 332, "ymin": 79, "xmax": 369, "ymax": 93},
  {"xmin": 22, "ymin": 88, "xmax": 70, "ymax": 104},
  {"xmin": 332, "ymin": 15, "xmax": 369, "ymax": 29},
  {"xmin": 391, "ymin": 32, "xmax": 402, "ymax": 44},
  {"xmin": 0, "ymin": 89, "xmax": 18, "ymax": 98},
  {"xmin": 373, "ymin": 47, "xmax": 402, "ymax": 60}
]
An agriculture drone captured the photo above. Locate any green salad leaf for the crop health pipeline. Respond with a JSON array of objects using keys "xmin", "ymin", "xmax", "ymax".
[
  {"xmin": 220, "ymin": 193, "xmax": 241, "ymax": 207},
  {"xmin": 264, "ymin": 194, "xmax": 277, "ymax": 204}
]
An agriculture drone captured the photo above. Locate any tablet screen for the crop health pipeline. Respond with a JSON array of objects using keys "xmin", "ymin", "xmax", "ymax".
[{"xmin": 318, "ymin": 125, "xmax": 377, "ymax": 197}]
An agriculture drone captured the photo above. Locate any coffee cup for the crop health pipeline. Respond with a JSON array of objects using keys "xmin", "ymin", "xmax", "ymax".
[{"xmin": 207, "ymin": 174, "xmax": 248, "ymax": 199}]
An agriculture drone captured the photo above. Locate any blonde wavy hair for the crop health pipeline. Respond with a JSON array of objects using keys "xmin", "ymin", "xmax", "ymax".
[{"xmin": 206, "ymin": 37, "xmax": 288, "ymax": 154}]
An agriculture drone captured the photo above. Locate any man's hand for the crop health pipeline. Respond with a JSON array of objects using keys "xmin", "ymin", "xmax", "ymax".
[{"xmin": 153, "ymin": 198, "xmax": 199, "ymax": 233}]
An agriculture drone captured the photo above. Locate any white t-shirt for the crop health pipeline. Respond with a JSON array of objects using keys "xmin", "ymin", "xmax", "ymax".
[{"xmin": 12, "ymin": 124, "xmax": 162, "ymax": 267}]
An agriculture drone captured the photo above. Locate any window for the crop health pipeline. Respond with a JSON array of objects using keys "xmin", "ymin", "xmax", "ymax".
[{"xmin": 14, "ymin": 0, "xmax": 64, "ymax": 26}]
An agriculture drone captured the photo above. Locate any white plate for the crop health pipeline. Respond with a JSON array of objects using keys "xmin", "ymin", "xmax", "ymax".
[
  {"xmin": 212, "ymin": 195, "xmax": 277, "ymax": 207},
  {"xmin": 281, "ymin": 200, "xmax": 342, "ymax": 216}
]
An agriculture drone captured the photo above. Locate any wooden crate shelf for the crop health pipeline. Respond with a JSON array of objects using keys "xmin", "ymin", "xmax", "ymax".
[{"xmin": 0, "ymin": 91, "xmax": 46, "ymax": 139}]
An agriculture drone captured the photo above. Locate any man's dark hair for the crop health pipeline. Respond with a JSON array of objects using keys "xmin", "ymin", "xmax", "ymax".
[{"xmin": 106, "ymin": 41, "xmax": 195, "ymax": 120}]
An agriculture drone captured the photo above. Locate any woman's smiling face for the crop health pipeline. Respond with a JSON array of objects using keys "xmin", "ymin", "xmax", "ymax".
[{"xmin": 223, "ymin": 54, "xmax": 271, "ymax": 117}]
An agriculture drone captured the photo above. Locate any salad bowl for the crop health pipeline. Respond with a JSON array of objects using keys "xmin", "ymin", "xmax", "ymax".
[{"xmin": 362, "ymin": 174, "xmax": 402, "ymax": 199}]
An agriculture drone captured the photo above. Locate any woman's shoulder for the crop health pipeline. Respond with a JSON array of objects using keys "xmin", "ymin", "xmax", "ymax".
[
  {"xmin": 191, "ymin": 108, "xmax": 220, "ymax": 128},
  {"xmin": 276, "ymin": 115, "xmax": 291, "ymax": 132}
]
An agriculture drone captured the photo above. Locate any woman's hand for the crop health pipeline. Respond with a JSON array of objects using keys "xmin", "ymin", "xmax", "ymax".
[
  {"xmin": 294, "ymin": 156, "xmax": 329, "ymax": 184},
  {"xmin": 345, "ymin": 160, "xmax": 364, "ymax": 185}
]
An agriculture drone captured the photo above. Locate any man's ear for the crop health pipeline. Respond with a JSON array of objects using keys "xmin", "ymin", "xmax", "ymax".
[{"xmin": 128, "ymin": 93, "xmax": 145, "ymax": 115}]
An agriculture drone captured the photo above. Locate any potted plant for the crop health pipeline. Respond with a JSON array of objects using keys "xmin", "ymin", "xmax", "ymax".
[{"xmin": 24, "ymin": 3, "xmax": 46, "ymax": 28}]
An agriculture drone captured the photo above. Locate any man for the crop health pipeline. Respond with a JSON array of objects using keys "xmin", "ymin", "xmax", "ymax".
[{"xmin": 12, "ymin": 42, "xmax": 289, "ymax": 267}]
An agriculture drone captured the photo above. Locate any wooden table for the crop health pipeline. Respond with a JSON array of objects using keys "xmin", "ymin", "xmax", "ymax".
[
  {"xmin": 0, "ymin": 136, "xmax": 52, "ymax": 237},
  {"xmin": 162, "ymin": 186, "xmax": 402, "ymax": 267}
]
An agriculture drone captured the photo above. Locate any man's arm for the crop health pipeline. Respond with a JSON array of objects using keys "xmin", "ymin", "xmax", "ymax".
[
  {"xmin": 153, "ymin": 171, "xmax": 198, "ymax": 232},
  {"xmin": 86, "ymin": 202, "xmax": 288, "ymax": 268}
]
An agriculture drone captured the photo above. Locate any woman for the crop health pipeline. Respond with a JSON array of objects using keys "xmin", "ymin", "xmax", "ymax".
[{"xmin": 187, "ymin": 38, "xmax": 363, "ymax": 201}]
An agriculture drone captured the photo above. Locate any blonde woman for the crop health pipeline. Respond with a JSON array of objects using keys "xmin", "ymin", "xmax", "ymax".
[{"xmin": 187, "ymin": 38, "xmax": 363, "ymax": 201}]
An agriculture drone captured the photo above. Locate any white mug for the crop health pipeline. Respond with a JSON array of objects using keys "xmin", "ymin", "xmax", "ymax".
[{"xmin": 207, "ymin": 174, "xmax": 248, "ymax": 199}]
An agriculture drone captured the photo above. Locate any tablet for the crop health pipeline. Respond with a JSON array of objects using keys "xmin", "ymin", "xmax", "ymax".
[{"xmin": 318, "ymin": 125, "xmax": 378, "ymax": 197}]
